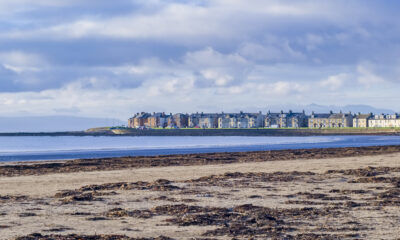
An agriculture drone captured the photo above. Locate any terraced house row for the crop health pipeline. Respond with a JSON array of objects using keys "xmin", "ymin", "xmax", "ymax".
[{"xmin": 128, "ymin": 111, "xmax": 400, "ymax": 129}]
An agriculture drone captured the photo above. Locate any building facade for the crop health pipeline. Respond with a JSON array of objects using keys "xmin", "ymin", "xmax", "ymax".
[
  {"xmin": 128, "ymin": 112, "xmax": 151, "ymax": 128},
  {"xmin": 308, "ymin": 112, "xmax": 353, "ymax": 128},
  {"xmin": 353, "ymin": 113, "xmax": 372, "ymax": 128},
  {"xmin": 198, "ymin": 113, "xmax": 219, "ymax": 128},
  {"xmin": 172, "ymin": 113, "xmax": 189, "ymax": 128},
  {"xmin": 188, "ymin": 113, "xmax": 201, "ymax": 128},
  {"xmin": 368, "ymin": 114, "xmax": 400, "ymax": 128},
  {"xmin": 218, "ymin": 113, "xmax": 238, "ymax": 128},
  {"xmin": 128, "ymin": 110, "xmax": 400, "ymax": 129},
  {"xmin": 218, "ymin": 112, "xmax": 264, "ymax": 128},
  {"xmin": 265, "ymin": 111, "xmax": 307, "ymax": 128}
]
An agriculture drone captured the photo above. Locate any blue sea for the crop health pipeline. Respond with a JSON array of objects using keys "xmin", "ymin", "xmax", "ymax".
[{"xmin": 0, "ymin": 135, "xmax": 400, "ymax": 162}]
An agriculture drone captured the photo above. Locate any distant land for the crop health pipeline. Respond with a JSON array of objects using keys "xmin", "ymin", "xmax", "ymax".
[
  {"xmin": 0, "ymin": 116, "xmax": 125, "ymax": 133},
  {"xmin": 262, "ymin": 104, "xmax": 395, "ymax": 115}
]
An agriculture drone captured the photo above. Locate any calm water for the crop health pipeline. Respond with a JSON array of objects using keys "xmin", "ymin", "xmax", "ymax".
[{"xmin": 0, "ymin": 135, "xmax": 400, "ymax": 162}]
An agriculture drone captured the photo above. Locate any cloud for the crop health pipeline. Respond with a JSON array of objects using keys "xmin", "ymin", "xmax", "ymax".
[
  {"xmin": 0, "ymin": 51, "xmax": 46, "ymax": 72},
  {"xmin": 0, "ymin": 0, "xmax": 384, "ymax": 43},
  {"xmin": 2, "ymin": 3, "xmax": 226, "ymax": 41},
  {"xmin": 238, "ymin": 41, "xmax": 305, "ymax": 62},
  {"xmin": 184, "ymin": 47, "xmax": 250, "ymax": 87},
  {"xmin": 357, "ymin": 63, "xmax": 384, "ymax": 87},
  {"xmin": 270, "ymin": 81, "xmax": 308, "ymax": 95},
  {"xmin": 0, "ymin": 1, "xmax": 400, "ymax": 117},
  {"xmin": 0, "ymin": 52, "xmax": 50, "ymax": 91},
  {"xmin": 319, "ymin": 73, "xmax": 348, "ymax": 90}
]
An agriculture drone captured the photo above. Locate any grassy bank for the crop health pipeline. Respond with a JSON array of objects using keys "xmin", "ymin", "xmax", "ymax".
[
  {"xmin": 1, "ymin": 127, "xmax": 400, "ymax": 136},
  {"xmin": 107, "ymin": 127, "xmax": 400, "ymax": 136}
]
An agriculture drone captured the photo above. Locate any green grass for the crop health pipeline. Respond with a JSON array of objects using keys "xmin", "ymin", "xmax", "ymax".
[{"xmin": 125, "ymin": 127, "xmax": 400, "ymax": 131}]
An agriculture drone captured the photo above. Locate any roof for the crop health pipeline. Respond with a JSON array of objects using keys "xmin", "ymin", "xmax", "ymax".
[
  {"xmin": 173, "ymin": 113, "xmax": 188, "ymax": 117},
  {"xmin": 266, "ymin": 112, "xmax": 305, "ymax": 118},
  {"xmin": 191, "ymin": 113, "xmax": 221, "ymax": 118},
  {"xmin": 354, "ymin": 114, "xmax": 372, "ymax": 119},
  {"xmin": 220, "ymin": 113, "xmax": 262, "ymax": 118},
  {"xmin": 266, "ymin": 113, "xmax": 281, "ymax": 118},
  {"xmin": 311, "ymin": 113, "xmax": 331, "ymax": 118},
  {"xmin": 311, "ymin": 113, "xmax": 352, "ymax": 119}
]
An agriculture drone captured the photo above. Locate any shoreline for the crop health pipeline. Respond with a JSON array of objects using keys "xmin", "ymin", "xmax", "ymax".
[{"xmin": 2, "ymin": 145, "xmax": 400, "ymax": 177}]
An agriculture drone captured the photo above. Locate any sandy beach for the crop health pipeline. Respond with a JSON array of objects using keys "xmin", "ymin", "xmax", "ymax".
[{"xmin": 1, "ymin": 146, "xmax": 400, "ymax": 239}]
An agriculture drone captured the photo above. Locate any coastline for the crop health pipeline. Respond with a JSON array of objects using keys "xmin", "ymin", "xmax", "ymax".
[
  {"xmin": 1, "ymin": 145, "xmax": 400, "ymax": 176},
  {"xmin": 1, "ymin": 127, "xmax": 400, "ymax": 136}
]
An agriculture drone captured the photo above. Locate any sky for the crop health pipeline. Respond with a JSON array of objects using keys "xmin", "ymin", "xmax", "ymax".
[{"xmin": 0, "ymin": 0, "xmax": 400, "ymax": 120}]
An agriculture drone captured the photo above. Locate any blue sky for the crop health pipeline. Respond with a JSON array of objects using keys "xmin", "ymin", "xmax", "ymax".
[{"xmin": 0, "ymin": 0, "xmax": 400, "ymax": 119}]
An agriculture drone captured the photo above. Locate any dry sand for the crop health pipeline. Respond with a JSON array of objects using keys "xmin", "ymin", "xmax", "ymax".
[
  {"xmin": 0, "ymin": 151, "xmax": 400, "ymax": 239},
  {"xmin": 0, "ymin": 153, "xmax": 399, "ymax": 198}
]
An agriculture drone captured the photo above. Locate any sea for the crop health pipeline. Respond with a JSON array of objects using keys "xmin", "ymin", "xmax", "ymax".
[{"xmin": 0, "ymin": 135, "xmax": 400, "ymax": 162}]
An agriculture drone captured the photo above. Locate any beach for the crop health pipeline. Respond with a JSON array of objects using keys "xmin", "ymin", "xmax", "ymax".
[{"xmin": 1, "ymin": 146, "xmax": 400, "ymax": 239}]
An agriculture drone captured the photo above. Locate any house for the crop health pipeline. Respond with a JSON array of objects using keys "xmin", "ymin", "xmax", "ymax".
[
  {"xmin": 128, "ymin": 112, "xmax": 151, "ymax": 128},
  {"xmin": 238, "ymin": 112, "xmax": 264, "ymax": 128},
  {"xmin": 218, "ymin": 112, "xmax": 264, "ymax": 128},
  {"xmin": 172, "ymin": 113, "xmax": 189, "ymax": 128},
  {"xmin": 284, "ymin": 111, "xmax": 308, "ymax": 128},
  {"xmin": 308, "ymin": 111, "xmax": 353, "ymax": 128},
  {"xmin": 218, "ymin": 113, "xmax": 238, "ymax": 128},
  {"xmin": 147, "ymin": 112, "xmax": 164, "ymax": 128},
  {"xmin": 188, "ymin": 113, "xmax": 202, "ymax": 128},
  {"xmin": 353, "ymin": 113, "xmax": 373, "ymax": 128},
  {"xmin": 265, "ymin": 112, "xmax": 281, "ymax": 128},
  {"xmin": 188, "ymin": 113, "xmax": 220, "ymax": 128},
  {"xmin": 265, "ymin": 111, "xmax": 307, "ymax": 128},
  {"xmin": 368, "ymin": 114, "xmax": 400, "ymax": 128},
  {"xmin": 198, "ymin": 113, "xmax": 220, "ymax": 128}
]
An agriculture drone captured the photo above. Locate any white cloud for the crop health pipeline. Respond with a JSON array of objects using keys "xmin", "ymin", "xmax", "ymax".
[
  {"xmin": 2, "ymin": 4, "xmax": 226, "ymax": 41},
  {"xmin": 357, "ymin": 63, "xmax": 384, "ymax": 87},
  {"xmin": 0, "ymin": 51, "xmax": 46, "ymax": 73},
  {"xmin": 319, "ymin": 73, "xmax": 348, "ymax": 90},
  {"xmin": 270, "ymin": 81, "xmax": 308, "ymax": 95},
  {"xmin": 107, "ymin": 47, "xmax": 251, "ymax": 89},
  {"xmin": 200, "ymin": 70, "xmax": 233, "ymax": 87},
  {"xmin": 238, "ymin": 41, "xmax": 305, "ymax": 62}
]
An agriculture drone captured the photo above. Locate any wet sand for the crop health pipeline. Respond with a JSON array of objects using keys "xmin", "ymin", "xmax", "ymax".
[{"xmin": 1, "ymin": 146, "xmax": 400, "ymax": 239}]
